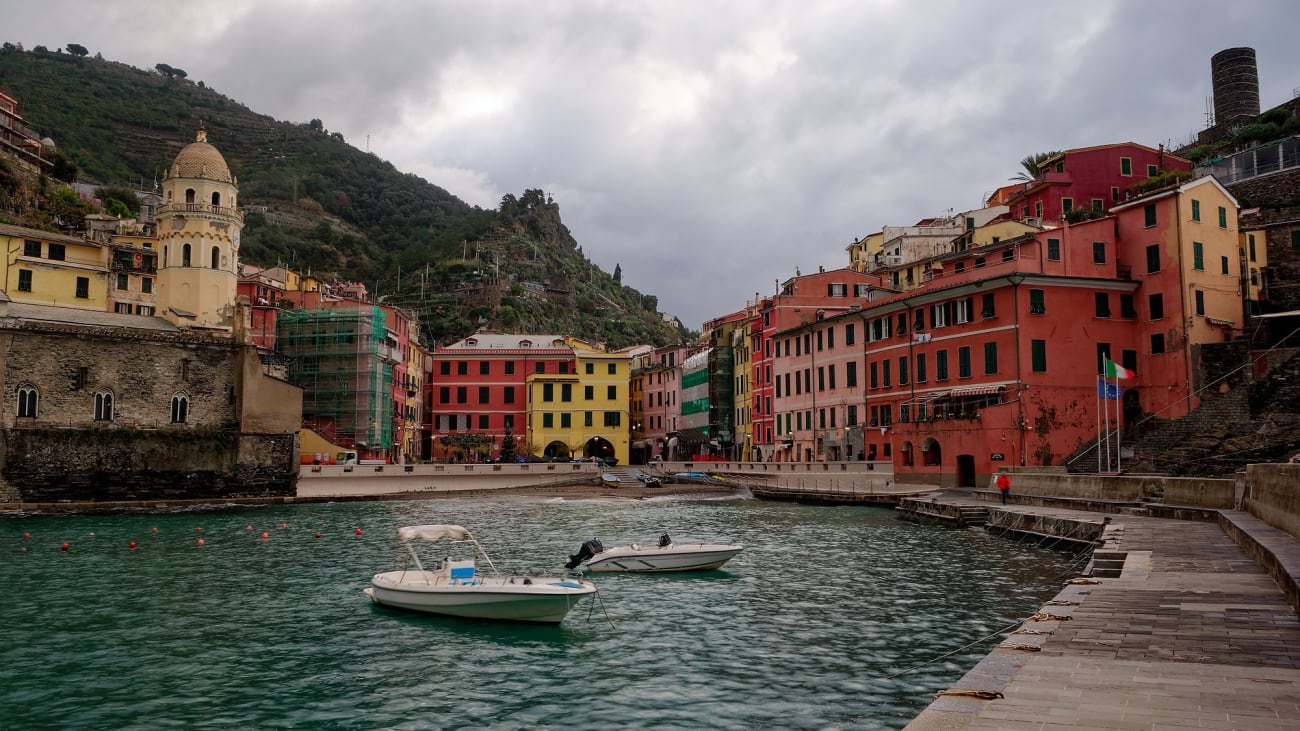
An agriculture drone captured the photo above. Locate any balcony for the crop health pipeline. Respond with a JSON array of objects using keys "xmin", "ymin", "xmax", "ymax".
[{"xmin": 157, "ymin": 202, "xmax": 245, "ymax": 222}]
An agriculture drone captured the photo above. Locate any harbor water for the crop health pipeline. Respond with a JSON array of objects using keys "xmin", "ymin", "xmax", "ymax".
[{"xmin": 1, "ymin": 495, "xmax": 1080, "ymax": 729}]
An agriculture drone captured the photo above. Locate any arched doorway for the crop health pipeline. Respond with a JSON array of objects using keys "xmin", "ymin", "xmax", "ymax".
[
  {"xmin": 583, "ymin": 436, "xmax": 617, "ymax": 464},
  {"xmin": 921, "ymin": 438, "xmax": 942, "ymax": 466},
  {"xmin": 543, "ymin": 440, "xmax": 570, "ymax": 461},
  {"xmin": 901, "ymin": 440, "xmax": 914, "ymax": 467}
]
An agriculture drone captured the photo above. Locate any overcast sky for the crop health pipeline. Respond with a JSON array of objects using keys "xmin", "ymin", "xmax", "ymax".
[{"xmin": 9, "ymin": 1, "xmax": 1300, "ymax": 328}]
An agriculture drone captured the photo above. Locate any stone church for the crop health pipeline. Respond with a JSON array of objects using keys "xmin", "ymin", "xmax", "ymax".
[{"xmin": 0, "ymin": 127, "xmax": 303, "ymax": 504}]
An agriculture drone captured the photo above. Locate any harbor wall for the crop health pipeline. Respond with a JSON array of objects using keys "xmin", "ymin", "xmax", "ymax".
[
  {"xmin": 999, "ymin": 472, "xmax": 1235, "ymax": 508},
  {"xmin": 1243, "ymin": 463, "xmax": 1300, "ymax": 539}
]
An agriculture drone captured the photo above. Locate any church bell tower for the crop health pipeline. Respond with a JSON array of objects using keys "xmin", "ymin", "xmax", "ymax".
[{"xmin": 155, "ymin": 124, "xmax": 242, "ymax": 332}]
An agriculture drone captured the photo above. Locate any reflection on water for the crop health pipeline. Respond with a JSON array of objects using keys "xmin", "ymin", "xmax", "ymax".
[{"xmin": 0, "ymin": 496, "xmax": 1080, "ymax": 730}]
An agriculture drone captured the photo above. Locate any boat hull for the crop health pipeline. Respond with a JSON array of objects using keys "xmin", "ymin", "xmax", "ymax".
[
  {"xmin": 366, "ymin": 570, "xmax": 596, "ymax": 624},
  {"xmin": 583, "ymin": 544, "xmax": 743, "ymax": 573}
]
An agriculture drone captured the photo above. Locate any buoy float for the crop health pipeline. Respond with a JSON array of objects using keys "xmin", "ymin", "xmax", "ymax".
[
  {"xmin": 129, "ymin": 541, "xmax": 137, "ymax": 549},
  {"xmin": 261, "ymin": 532, "xmax": 269, "ymax": 540},
  {"xmin": 280, "ymin": 522, "xmax": 288, "ymax": 529},
  {"xmin": 61, "ymin": 542, "xmax": 70, "ymax": 551},
  {"xmin": 246, "ymin": 525, "xmax": 253, "ymax": 531},
  {"xmin": 152, "ymin": 527, "xmax": 158, "ymax": 534},
  {"xmin": 22, "ymin": 532, "xmax": 30, "ymax": 540},
  {"xmin": 88, "ymin": 531, "xmax": 95, "ymax": 537},
  {"xmin": 197, "ymin": 538, "xmax": 205, "ymax": 546},
  {"xmin": 196, "ymin": 527, "xmax": 203, "ymax": 533},
  {"xmin": 355, "ymin": 528, "xmax": 362, "ymax": 536},
  {"xmin": 314, "ymin": 531, "xmax": 321, "ymax": 539}
]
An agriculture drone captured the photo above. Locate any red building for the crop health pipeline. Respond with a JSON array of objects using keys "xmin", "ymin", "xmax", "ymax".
[
  {"xmin": 1004, "ymin": 143, "xmax": 1191, "ymax": 224},
  {"xmin": 426, "ymin": 333, "xmax": 575, "ymax": 461}
]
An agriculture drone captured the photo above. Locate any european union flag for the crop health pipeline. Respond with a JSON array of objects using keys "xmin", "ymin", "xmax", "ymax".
[{"xmin": 1097, "ymin": 378, "xmax": 1122, "ymax": 400}]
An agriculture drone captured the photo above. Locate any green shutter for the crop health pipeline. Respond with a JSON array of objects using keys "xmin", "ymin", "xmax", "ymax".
[
  {"xmin": 1191, "ymin": 199, "xmax": 1200, "ymax": 221},
  {"xmin": 984, "ymin": 342, "xmax": 998, "ymax": 374},
  {"xmin": 1193, "ymin": 241, "xmax": 1204, "ymax": 270},
  {"xmin": 1031, "ymin": 340, "xmax": 1047, "ymax": 372},
  {"xmin": 1218, "ymin": 206, "xmax": 1227, "ymax": 228}
]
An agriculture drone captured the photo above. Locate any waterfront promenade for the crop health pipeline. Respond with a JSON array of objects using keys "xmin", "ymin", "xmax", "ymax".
[{"xmin": 905, "ymin": 493, "xmax": 1300, "ymax": 730}]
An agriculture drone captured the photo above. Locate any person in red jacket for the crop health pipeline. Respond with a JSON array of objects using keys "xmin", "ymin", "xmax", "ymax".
[{"xmin": 995, "ymin": 470, "xmax": 1011, "ymax": 504}]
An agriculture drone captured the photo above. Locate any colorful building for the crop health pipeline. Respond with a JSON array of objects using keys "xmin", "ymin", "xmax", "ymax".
[
  {"xmin": 1003, "ymin": 143, "xmax": 1192, "ymax": 224},
  {"xmin": 0, "ymin": 223, "xmax": 108, "ymax": 311}
]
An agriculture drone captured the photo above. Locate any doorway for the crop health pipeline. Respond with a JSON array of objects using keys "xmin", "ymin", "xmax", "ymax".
[{"xmin": 956, "ymin": 454, "xmax": 976, "ymax": 488}]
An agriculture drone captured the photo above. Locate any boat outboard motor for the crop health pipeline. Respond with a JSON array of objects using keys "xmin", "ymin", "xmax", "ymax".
[
  {"xmin": 565, "ymin": 539, "xmax": 605, "ymax": 570},
  {"xmin": 658, "ymin": 533, "xmax": 672, "ymax": 548}
]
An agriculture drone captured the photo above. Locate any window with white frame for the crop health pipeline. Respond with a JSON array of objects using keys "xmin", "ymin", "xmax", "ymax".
[
  {"xmin": 94, "ymin": 389, "xmax": 114, "ymax": 421},
  {"xmin": 171, "ymin": 393, "xmax": 189, "ymax": 423},
  {"xmin": 18, "ymin": 384, "xmax": 39, "ymax": 418}
]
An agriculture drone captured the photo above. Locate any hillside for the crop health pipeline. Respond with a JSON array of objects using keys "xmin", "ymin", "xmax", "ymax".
[{"xmin": 0, "ymin": 44, "xmax": 686, "ymax": 348}]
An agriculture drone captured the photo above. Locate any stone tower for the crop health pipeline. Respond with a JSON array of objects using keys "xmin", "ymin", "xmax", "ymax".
[
  {"xmin": 155, "ymin": 124, "xmax": 242, "ymax": 332},
  {"xmin": 1211, "ymin": 47, "xmax": 1261, "ymax": 126}
]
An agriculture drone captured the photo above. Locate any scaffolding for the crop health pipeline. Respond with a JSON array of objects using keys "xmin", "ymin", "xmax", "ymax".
[{"xmin": 277, "ymin": 306, "xmax": 394, "ymax": 452}]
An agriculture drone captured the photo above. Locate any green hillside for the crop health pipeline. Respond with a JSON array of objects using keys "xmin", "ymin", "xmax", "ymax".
[{"xmin": 0, "ymin": 44, "xmax": 686, "ymax": 348}]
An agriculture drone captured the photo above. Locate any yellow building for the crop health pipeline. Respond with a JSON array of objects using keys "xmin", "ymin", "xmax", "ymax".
[
  {"xmin": 526, "ymin": 340, "xmax": 631, "ymax": 464},
  {"xmin": 0, "ymin": 223, "xmax": 109, "ymax": 310},
  {"xmin": 155, "ymin": 125, "xmax": 242, "ymax": 333}
]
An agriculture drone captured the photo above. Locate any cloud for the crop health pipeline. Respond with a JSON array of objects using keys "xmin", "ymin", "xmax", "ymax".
[{"xmin": 9, "ymin": 0, "xmax": 1300, "ymax": 329}]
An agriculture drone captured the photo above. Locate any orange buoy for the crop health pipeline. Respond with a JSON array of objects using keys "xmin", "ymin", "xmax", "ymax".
[
  {"xmin": 22, "ymin": 532, "xmax": 30, "ymax": 540},
  {"xmin": 280, "ymin": 522, "xmax": 288, "ymax": 529},
  {"xmin": 355, "ymin": 528, "xmax": 362, "ymax": 536},
  {"xmin": 61, "ymin": 542, "xmax": 70, "ymax": 551},
  {"xmin": 261, "ymin": 532, "xmax": 269, "ymax": 540},
  {"xmin": 196, "ymin": 527, "xmax": 203, "ymax": 533},
  {"xmin": 129, "ymin": 541, "xmax": 137, "ymax": 549},
  {"xmin": 197, "ymin": 538, "xmax": 205, "ymax": 546},
  {"xmin": 314, "ymin": 531, "xmax": 321, "ymax": 539},
  {"xmin": 152, "ymin": 527, "xmax": 158, "ymax": 534}
]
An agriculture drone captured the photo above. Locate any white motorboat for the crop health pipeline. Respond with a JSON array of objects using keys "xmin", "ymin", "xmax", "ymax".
[
  {"xmin": 365, "ymin": 525, "xmax": 598, "ymax": 624},
  {"xmin": 564, "ymin": 534, "xmax": 743, "ymax": 573}
]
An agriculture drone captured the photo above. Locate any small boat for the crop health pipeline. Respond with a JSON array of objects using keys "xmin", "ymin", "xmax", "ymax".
[
  {"xmin": 636, "ymin": 472, "xmax": 663, "ymax": 488},
  {"xmin": 601, "ymin": 472, "xmax": 621, "ymax": 488},
  {"xmin": 564, "ymin": 534, "xmax": 743, "ymax": 573},
  {"xmin": 365, "ymin": 525, "xmax": 597, "ymax": 624}
]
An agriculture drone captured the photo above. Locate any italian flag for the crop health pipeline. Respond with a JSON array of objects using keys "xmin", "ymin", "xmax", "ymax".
[{"xmin": 1104, "ymin": 358, "xmax": 1136, "ymax": 380}]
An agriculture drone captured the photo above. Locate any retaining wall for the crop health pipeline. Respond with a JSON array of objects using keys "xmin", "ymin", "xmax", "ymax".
[
  {"xmin": 1244, "ymin": 463, "xmax": 1300, "ymax": 539},
  {"xmin": 1015, "ymin": 472, "xmax": 1235, "ymax": 507}
]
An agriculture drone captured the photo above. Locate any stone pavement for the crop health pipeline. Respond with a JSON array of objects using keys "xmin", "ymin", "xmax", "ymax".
[{"xmin": 908, "ymin": 504, "xmax": 1300, "ymax": 730}]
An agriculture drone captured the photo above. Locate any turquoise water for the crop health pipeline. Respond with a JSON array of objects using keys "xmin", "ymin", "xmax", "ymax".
[{"xmin": 1, "ymin": 496, "xmax": 1080, "ymax": 729}]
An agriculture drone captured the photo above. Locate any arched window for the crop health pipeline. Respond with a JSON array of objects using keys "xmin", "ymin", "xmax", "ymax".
[
  {"xmin": 17, "ymin": 384, "xmax": 39, "ymax": 418},
  {"xmin": 94, "ymin": 389, "xmax": 114, "ymax": 422},
  {"xmin": 921, "ymin": 438, "xmax": 942, "ymax": 466},
  {"xmin": 185, "ymin": 188, "xmax": 196, "ymax": 204},
  {"xmin": 901, "ymin": 440, "xmax": 914, "ymax": 467},
  {"xmin": 211, "ymin": 191, "xmax": 221, "ymax": 207},
  {"xmin": 182, "ymin": 244, "xmax": 192, "ymax": 267},
  {"xmin": 211, "ymin": 246, "xmax": 220, "ymax": 269},
  {"xmin": 171, "ymin": 394, "xmax": 189, "ymax": 424}
]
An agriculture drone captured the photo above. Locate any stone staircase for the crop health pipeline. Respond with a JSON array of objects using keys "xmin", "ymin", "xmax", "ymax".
[
  {"xmin": 1089, "ymin": 550, "xmax": 1128, "ymax": 578},
  {"xmin": 957, "ymin": 505, "xmax": 990, "ymax": 527},
  {"xmin": 1068, "ymin": 345, "xmax": 1300, "ymax": 477}
]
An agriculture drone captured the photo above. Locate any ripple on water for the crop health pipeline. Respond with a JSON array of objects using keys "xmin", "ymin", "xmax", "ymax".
[{"xmin": 1, "ymin": 498, "xmax": 1077, "ymax": 730}]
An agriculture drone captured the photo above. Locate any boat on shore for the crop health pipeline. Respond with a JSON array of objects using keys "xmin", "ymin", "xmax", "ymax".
[
  {"xmin": 601, "ymin": 472, "xmax": 621, "ymax": 488},
  {"xmin": 365, "ymin": 525, "xmax": 598, "ymax": 624},
  {"xmin": 564, "ymin": 534, "xmax": 743, "ymax": 573}
]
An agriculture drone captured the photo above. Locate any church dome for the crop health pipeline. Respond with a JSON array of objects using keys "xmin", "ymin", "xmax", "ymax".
[{"xmin": 168, "ymin": 126, "xmax": 234, "ymax": 184}]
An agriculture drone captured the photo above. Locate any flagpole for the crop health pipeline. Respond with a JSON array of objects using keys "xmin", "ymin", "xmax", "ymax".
[
  {"xmin": 1102, "ymin": 354, "xmax": 1112, "ymax": 473},
  {"xmin": 1115, "ymin": 373, "xmax": 1123, "ymax": 474},
  {"xmin": 1095, "ymin": 370, "xmax": 1103, "ymax": 474}
]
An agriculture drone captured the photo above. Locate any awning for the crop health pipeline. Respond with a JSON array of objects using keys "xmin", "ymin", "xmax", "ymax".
[
  {"xmin": 631, "ymin": 440, "xmax": 649, "ymax": 448},
  {"xmin": 677, "ymin": 427, "xmax": 710, "ymax": 444},
  {"xmin": 774, "ymin": 443, "xmax": 791, "ymax": 450},
  {"xmin": 1206, "ymin": 317, "xmax": 1235, "ymax": 326},
  {"xmin": 948, "ymin": 384, "xmax": 1006, "ymax": 398}
]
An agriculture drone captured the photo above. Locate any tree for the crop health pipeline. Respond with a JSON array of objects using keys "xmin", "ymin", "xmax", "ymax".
[
  {"xmin": 613, "ymin": 263, "xmax": 622, "ymax": 284},
  {"xmin": 155, "ymin": 63, "xmax": 188, "ymax": 79},
  {"xmin": 499, "ymin": 426, "xmax": 518, "ymax": 463},
  {"xmin": 66, "ymin": 43, "xmax": 88, "ymax": 57},
  {"xmin": 1012, "ymin": 151, "xmax": 1062, "ymax": 182},
  {"xmin": 96, "ymin": 185, "xmax": 141, "ymax": 217}
]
